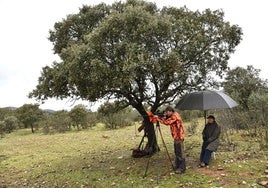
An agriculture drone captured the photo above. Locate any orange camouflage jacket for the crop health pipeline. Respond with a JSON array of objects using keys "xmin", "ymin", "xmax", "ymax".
[
  {"xmin": 147, "ymin": 111, "xmax": 158, "ymax": 123},
  {"xmin": 158, "ymin": 112, "xmax": 185, "ymax": 141}
]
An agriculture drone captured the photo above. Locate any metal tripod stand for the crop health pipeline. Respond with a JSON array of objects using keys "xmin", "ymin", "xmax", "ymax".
[{"xmin": 143, "ymin": 121, "xmax": 175, "ymax": 182}]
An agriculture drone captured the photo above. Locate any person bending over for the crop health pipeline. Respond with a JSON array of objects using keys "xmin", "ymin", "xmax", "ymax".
[
  {"xmin": 200, "ymin": 115, "xmax": 221, "ymax": 167},
  {"xmin": 156, "ymin": 106, "xmax": 186, "ymax": 174}
]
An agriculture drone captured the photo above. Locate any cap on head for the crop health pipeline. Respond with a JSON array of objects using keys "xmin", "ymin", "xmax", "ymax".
[
  {"xmin": 207, "ymin": 115, "xmax": 215, "ymax": 120},
  {"xmin": 165, "ymin": 106, "xmax": 174, "ymax": 112}
]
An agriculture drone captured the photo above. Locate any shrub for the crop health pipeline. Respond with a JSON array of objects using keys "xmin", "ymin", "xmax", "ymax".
[
  {"xmin": 187, "ymin": 118, "xmax": 199, "ymax": 135},
  {"xmin": 86, "ymin": 112, "xmax": 98, "ymax": 128},
  {"xmin": 101, "ymin": 112, "xmax": 133, "ymax": 129},
  {"xmin": 180, "ymin": 110, "xmax": 203, "ymax": 122},
  {"xmin": 0, "ymin": 121, "xmax": 5, "ymax": 138},
  {"xmin": 3, "ymin": 116, "xmax": 19, "ymax": 133}
]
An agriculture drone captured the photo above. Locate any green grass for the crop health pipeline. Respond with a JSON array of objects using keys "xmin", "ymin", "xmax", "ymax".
[{"xmin": 0, "ymin": 122, "xmax": 267, "ymax": 187}]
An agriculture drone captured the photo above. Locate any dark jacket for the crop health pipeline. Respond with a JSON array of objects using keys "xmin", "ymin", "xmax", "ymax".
[{"xmin": 202, "ymin": 122, "xmax": 221, "ymax": 151}]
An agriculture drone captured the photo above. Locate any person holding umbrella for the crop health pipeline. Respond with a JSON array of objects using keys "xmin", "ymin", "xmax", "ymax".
[
  {"xmin": 155, "ymin": 106, "xmax": 186, "ymax": 174},
  {"xmin": 199, "ymin": 115, "xmax": 221, "ymax": 167}
]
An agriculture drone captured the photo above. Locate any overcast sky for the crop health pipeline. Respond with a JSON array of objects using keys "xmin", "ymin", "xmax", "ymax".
[{"xmin": 0, "ymin": 0, "xmax": 267, "ymax": 111}]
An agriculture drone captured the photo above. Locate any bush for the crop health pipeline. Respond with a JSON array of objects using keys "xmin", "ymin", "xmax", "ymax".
[
  {"xmin": 41, "ymin": 111, "xmax": 71, "ymax": 134},
  {"xmin": 98, "ymin": 109, "xmax": 135, "ymax": 129},
  {"xmin": 0, "ymin": 121, "xmax": 5, "ymax": 138},
  {"xmin": 0, "ymin": 116, "xmax": 19, "ymax": 137},
  {"xmin": 187, "ymin": 118, "xmax": 199, "ymax": 135},
  {"xmin": 179, "ymin": 110, "xmax": 203, "ymax": 122},
  {"xmin": 86, "ymin": 112, "xmax": 99, "ymax": 128},
  {"xmin": 259, "ymin": 130, "xmax": 268, "ymax": 150},
  {"xmin": 69, "ymin": 105, "xmax": 88, "ymax": 130},
  {"xmin": 101, "ymin": 112, "xmax": 133, "ymax": 129},
  {"xmin": 42, "ymin": 123, "xmax": 51, "ymax": 135},
  {"xmin": 52, "ymin": 112, "xmax": 71, "ymax": 133},
  {"xmin": 3, "ymin": 116, "xmax": 19, "ymax": 133},
  {"xmin": 98, "ymin": 103, "xmax": 136, "ymax": 129}
]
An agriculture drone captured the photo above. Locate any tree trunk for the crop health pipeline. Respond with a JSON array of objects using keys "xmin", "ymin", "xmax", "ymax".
[
  {"xmin": 143, "ymin": 118, "xmax": 159, "ymax": 153},
  {"xmin": 30, "ymin": 124, "xmax": 34, "ymax": 133},
  {"xmin": 135, "ymin": 104, "xmax": 159, "ymax": 154}
]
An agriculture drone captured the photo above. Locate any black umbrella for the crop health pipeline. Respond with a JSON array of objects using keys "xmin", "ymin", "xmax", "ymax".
[{"xmin": 175, "ymin": 90, "xmax": 238, "ymax": 124}]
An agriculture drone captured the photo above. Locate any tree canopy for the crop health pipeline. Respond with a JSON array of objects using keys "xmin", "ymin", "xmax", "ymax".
[
  {"xmin": 223, "ymin": 65, "xmax": 268, "ymax": 110},
  {"xmin": 30, "ymin": 0, "xmax": 242, "ymax": 116},
  {"xmin": 16, "ymin": 104, "xmax": 43, "ymax": 133},
  {"xmin": 69, "ymin": 104, "xmax": 88, "ymax": 129}
]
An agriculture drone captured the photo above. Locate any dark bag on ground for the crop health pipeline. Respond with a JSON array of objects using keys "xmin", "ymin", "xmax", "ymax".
[{"xmin": 132, "ymin": 148, "xmax": 148, "ymax": 158}]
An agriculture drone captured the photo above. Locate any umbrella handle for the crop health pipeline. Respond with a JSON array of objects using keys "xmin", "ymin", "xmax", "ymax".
[{"xmin": 204, "ymin": 111, "xmax": 207, "ymax": 124}]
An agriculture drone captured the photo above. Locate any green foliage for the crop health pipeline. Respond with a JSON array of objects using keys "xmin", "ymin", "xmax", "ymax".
[
  {"xmin": 248, "ymin": 90, "xmax": 268, "ymax": 125},
  {"xmin": 0, "ymin": 108, "xmax": 20, "ymax": 136},
  {"xmin": 86, "ymin": 111, "xmax": 98, "ymax": 128},
  {"xmin": 68, "ymin": 104, "xmax": 89, "ymax": 129},
  {"xmin": 15, "ymin": 104, "xmax": 44, "ymax": 133},
  {"xmin": 3, "ymin": 116, "xmax": 19, "ymax": 133},
  {"xmin": 222, "ymin": 66, "xmax": 268, "ymax": 131},
  {"xmin": 0, "ymin": 116, "xmax": 19, "ymax": 138},
  {"xmin": 180, "ymin": 110, "xmax": 202, "ymax": 135},
  {"xmin": 223, "ymin": 65, "xmax": 267, "ymax": 110},
  {"xmin": 98, "ymin": 102, "xmax": 135, "ymax": 129},
  {"xmin": 0, "ymin": 121, "xmax": 5, "ymax": 138},
  {"xmin": 0, "ymin": 107, "xmax": 15, "ymax": 121},
  {"xmin": 28, "ymin": 0, "xmax": 242, "ymax": 153},
  {"xmin": 101, "ymin": 113, "xmax": 131, "ymax": 129},
  {"xmin": 220, "ymin": 66, "xmax": 268, "ymax": 147},
  {"xmin": 42, "ymin": 110, "xmax": 71, "ymax": 134},
  {"xmin": 187, "ymin": 117, "xmax": 199, "ymax": 135},
  {"xmin": 30, "ymin": 0, "xmax": 242, "ymax": 117},
  {"xmin": 39, "ymin": 106, "xmax": 98, "ymax": 134},
  {"xmin": 179, "ymin": 110, "xmax": 203, "ymax": 122}
]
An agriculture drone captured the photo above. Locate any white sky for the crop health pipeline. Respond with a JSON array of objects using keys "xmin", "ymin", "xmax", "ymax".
[{"xmin": 0, "ymin": 0, "xmax": 267, "ymax": 111}]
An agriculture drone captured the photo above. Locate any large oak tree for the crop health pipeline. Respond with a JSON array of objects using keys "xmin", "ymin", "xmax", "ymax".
[{"xmin": 30, "ymin": 0, "xmax": 242, "ymax": 151}]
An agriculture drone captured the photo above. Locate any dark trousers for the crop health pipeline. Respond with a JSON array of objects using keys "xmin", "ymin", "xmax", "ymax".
[
  {"xmin": 200, "ymin": 143, "xmax": 213, "ymax": 165},
  {"xmin": 174, "ymin": 140, "xmax": 186, "ymax": 172}
]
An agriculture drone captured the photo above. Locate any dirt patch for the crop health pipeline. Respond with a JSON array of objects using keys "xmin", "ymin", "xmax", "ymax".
[
  {"xmin": 196, "ymin": 166, "xmax": 229, "ymax": 186},
  {"xmin": 186, "ymin": 156, "xmax": 229, "ymax": 186},
  {"xmin": 187, "ymin": 156, "xmax": 226, "ymax": 176},
  {"xmin": 195, "ymin": 167, "xmax": 225, "ymax": 177}
]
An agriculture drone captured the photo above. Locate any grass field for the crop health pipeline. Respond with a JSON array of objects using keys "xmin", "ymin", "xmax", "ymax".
[{"xmin": 0, "ymin": 121, "xmax": 268, "ymax": 187}]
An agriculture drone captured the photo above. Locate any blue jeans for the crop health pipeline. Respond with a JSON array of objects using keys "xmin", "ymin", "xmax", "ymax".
[{"xmin": 200, "ymin": 142, "xmax": 213, "ymax": 165}]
